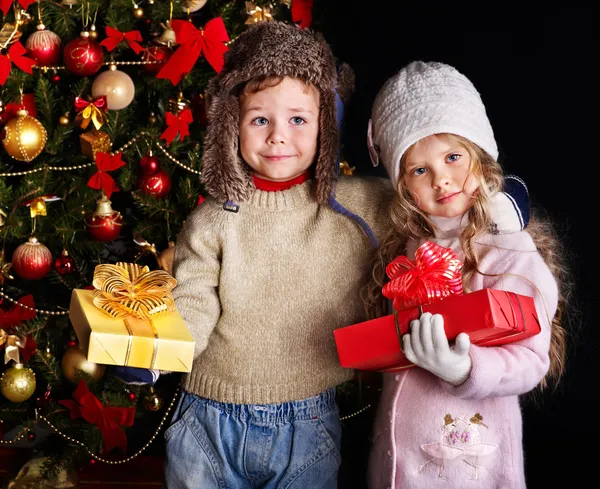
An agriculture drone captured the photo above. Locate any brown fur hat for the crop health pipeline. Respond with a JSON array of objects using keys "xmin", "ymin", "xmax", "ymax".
[{"xmin": 200, "ymin": 21, "xmax": 346, "ymax": 204}]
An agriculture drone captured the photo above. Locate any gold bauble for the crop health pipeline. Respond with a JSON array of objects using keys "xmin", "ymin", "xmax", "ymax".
[
  {"xmin": 61, "ymin": 346, "xmax": 105, "ymax": 384},
  {"xmin": 1, "ymin": 109, "xmax": 47, "ymax": 162},
  {"xmin": 144, "ymin": 388, "xmax": 163, "ymax": 412},
  {"xmin": 0, "ymin": 364, "xmax": 36, "ymax": 403},
  {"xmin": 148, "ymin": 114, "xmax": 157, "ymax": 124},
  {"xmin": 133, "ymin": 7, "xmax": 144, "ymax": 18},
  {"xmin": 59, "ymin": 114, "xmax": 70, "ymax": 126}
]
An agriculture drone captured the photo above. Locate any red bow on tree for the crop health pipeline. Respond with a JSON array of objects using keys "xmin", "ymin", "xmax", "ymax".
[
  {"xmin": 382, "ymin": 241, "xmax": 464, "ymax": 312},
  {"xmin": 59, "ymin": 381, "xmax": 136, "ymax": 454},
  {"xmin": 0, "ymin": 295, "xmax": 36, "ymax": 329},
  {"xmin": 87, "ymin": 152, "xmax": 125, "ymax": 199},
  {"xmin": 159, "ymin": 108, "xmax": 193, "ymax": 146},
  {"xmin": 292, "ymin": 0, "xmax": 314, "ymax": 29},
  {"xmin": 0, "ymin": 0, "xmax": 35, "ymax": 15},
  {"xmin": 156, "ymin": 18, "xmax": 229, "ymax": 85},
  {"xmin": 74, "ymin": 95, "xmax": 108, "ymax": 113},
  {"xmin": 100, "ymin": 27, "xmax": 144, "ymax": 55},
  {"xmin": 0, "ymin": 93, "xmax": 37, "ymax": 124},
  {"xmin": 0, "ymin": 42, "xmax": 35, "ymax": 85}
]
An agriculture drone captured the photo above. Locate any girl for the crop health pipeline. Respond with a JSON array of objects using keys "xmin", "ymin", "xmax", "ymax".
[{"xmin": 364, "ymin": 61, "xmax": 569, "ymax": 488}]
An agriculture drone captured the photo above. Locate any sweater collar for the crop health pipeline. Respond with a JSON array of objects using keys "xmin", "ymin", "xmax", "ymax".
[{"xmin": 252, "ymin": 172, "xmax": 311, "ymax": 192}]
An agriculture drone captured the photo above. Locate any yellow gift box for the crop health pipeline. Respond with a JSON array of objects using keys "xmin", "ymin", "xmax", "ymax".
[{"xmin": 68, "ymin": 263, "xmax": 195, "ymax": 372}]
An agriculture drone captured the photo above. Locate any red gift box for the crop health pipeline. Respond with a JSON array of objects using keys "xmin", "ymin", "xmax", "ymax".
[
  {"xmin": 334, "ymin": 288, "xmax": 541, "ymax": 372},
  {"xmin": 333, "ymin": 241, "xmax": 541, "ymax": 372}
]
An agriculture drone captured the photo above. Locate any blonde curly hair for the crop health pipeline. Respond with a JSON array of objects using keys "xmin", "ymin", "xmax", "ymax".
[{"xmin": 363, "ymin": 133, "xmax": 569, "ymax": 388}]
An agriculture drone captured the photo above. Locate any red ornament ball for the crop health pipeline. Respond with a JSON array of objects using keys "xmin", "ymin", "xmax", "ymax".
[
  {"xmin": 63, "ymin": 36, "xmax": 104, "ymax": 76},
  {"xmin": 85, "ymin": 211, "xmax": 123, "ymax": 242},
  {"xmin": 138, "ymin": 168, "xmax": 172, "ymax": 199},
  {"xmin": 128, "ymin": 392, "xmax": 137, "ymax": 402},
  {"xmin": 55, "ymin": 250, "xmax": 76, "ymax": 275},
  {"xmin": 27, "ymin": 431, "xmax": 36, "ymax": 442},
  {"xmin": 11, "ymin": 237, "xmax": 53, "ymax": 280},
  {"xmin": 140, "ymin": 154, "xmax": 159, "ymax": 175},
  {"xmin": 25, "ymin": 27, "xmax": 62, "ymax": 66},
  {"xmin": 50, "ymin": 73, "xmax": 61, "ymax": 84},
  {"xmin": 67, "ymin": 340, "xmax": 77, "ymax": 348},
  {"xmin": 142, "ymin": 45, "xmax": 172, "ymax": 75}
]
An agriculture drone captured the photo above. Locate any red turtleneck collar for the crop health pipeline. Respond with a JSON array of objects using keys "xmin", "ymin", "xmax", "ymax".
[{"xmin": 252, "ymin": 172, "xmax": 311, "ymax": 192}]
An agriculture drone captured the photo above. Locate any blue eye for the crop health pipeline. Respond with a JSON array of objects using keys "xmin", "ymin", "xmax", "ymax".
[
  {"xmin": 447, "ymin": 153, "xmax": 461, "ymax": 162},
  {"xmin": 290, "ymin": 116, "xmax": 306, "ymax": 125},
  {"xmin": 251, "ymin": 117, "xmax": 269, "ymax": 126},
  {"xmin": 413, "ymin": 167, "xmax": 426, "ymax": 176}
]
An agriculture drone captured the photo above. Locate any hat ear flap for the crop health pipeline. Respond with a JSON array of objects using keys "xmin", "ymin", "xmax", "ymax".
[
  {"xmin": 315, "ymin": 90, "xmax": 339, "ymax": 205},
  {"xmin": 200, "ymin": 93, "xmax": 253, "ymax": 202}
]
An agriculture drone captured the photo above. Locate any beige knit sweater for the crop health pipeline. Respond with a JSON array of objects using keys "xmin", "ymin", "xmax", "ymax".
[{"xmin": 172, "ymin": 176, "xmax": 393, "ymax": 404}]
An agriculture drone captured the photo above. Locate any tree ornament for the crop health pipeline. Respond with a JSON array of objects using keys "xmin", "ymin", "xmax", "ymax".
[
  {"xmin": 0, "ymin": 109, "xmax": 47, "ymax": 162},
  {"xmin": 89, "ymin": 23, "xmax": 98, "ymax": 39},
  {"xmin": 127, "ymin": 391, "xmax": 137, "ymax": 402},
  {"xmin": 79, "ymin": 129, "xmax": 111, "ymax": 161},
  {"xmin": 0, "ymin": 250, "xmax": 14, "ymax": 285},
  {"xmin": 167, "ymin": 92, "xmax": 190, "ymax": 114},
  {"xmin": 0, "ymin": 363, "xmax": 36, "ymax": 403},
  {"xmin": 0, "ymin": 100, "xmax": 4, "ymax": 116},
  {"xmin": 59, "ymin": 113, "xmax": 70, "ymax": 126},
  {"xmin": 183, "ymin": 0, "xmax": 207, "ymax": 12},
  {"xmin": 61, "ymin": 345, "xmax": 105, "ymax": 384},
  {"xmin": 133, "ymin": 4, "xmax": 144, "ymax": 18},
  {"xmin": 25, "ymin": 22, "xmax": 62, "ymax": 67},
  {"xmin": 60, "ymin": 0, "xmax": 78, "ymax": 6},
  {"xmin": 138, "ymin": 168, "xmax": 172, "ymax": 199},
  {"xmin": 11, "ymin": 237, "xmax": 53, "ymax": 280},
  {"xmin": 50, "ymin": 72, "xmax": 61, "ymax": 84},
  {"xmin": 191, "ymin": 92, "xmax": 208, "ymax": 127},
  {"xmin": 85, "ymin": 195, "xmax": 123, "ymax": 242},
  {"xmin": 27, "ymin": 430, "xmax": 36, "ymax": 441},
  {"xmin": 140, "ymin": 153, "xmax": 159, "ymax": 175},
  {"xmin": 148, "ymin": 112, "xmax": 157, "ymax": 124},
  {"xmin": 63, "ymin": 33, "xmax": 104, "ymax": 76},
  {"xmin": 55, "ymin": 249, "xmax": 75, "ymax": 275},
  {"xmin": 154, "ymin": 21, "xmax": 177, "ymax": 48},
  {"xmin": 157, "ymin": 241, "xmax": 175, "ymax": 275},
  {"xmin": 0, "ymin": 208, "xmax": 6, "ymax": 227},
  {"xmin": 91, "ymin": 65, "xmax": 135, "ymax": 110},
  {"xmin": 245, "ymin": 2, "xmax": 274, "ymax": 24},
  {"xmin": 141, "ymin": 44, "xmax": 172, "ymax": 74},
  {"xmin": 144, "ymin": 387, "xmax": 163, "ymax": 412}
]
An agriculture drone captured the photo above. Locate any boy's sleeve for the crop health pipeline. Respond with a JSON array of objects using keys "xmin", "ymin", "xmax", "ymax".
[
  {"xmin": 441, "ymin": 243, "xmax": 558, "ymax": 399},
  {"xmin": 172, "ymin": 205, "xmax": 223, "ymax": 360}
]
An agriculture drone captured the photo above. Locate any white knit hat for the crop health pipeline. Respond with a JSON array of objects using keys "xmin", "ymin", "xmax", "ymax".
[{"xmin": 367, "ymin": 61, "xmax": 499, "ymax": 185}]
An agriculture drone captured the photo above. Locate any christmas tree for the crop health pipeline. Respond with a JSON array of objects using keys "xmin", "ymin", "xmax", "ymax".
[{"xmin": 0, "ymin": 0, "xmax": 326, "ymax": 481}]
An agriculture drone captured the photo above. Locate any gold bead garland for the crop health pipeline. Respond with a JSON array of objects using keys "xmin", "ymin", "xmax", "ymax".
[{"xmin": 340, "ymin": 404, "xmax": 371, "ymax": 421}]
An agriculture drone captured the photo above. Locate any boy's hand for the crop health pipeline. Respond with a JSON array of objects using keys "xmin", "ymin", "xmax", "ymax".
[{"xmin": 402, "ymin": 312, "xmax": 472, "ymax": 386}]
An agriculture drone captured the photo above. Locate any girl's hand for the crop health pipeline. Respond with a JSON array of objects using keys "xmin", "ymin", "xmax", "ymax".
[{"xmin": 403, "ymin": 312, "xmax": 472, "ymax": 385}]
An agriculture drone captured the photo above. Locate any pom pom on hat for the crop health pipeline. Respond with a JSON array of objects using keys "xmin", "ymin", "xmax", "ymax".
[{"xmin": 368, "ymin": 61, "xmax": 499, "ymax": 185}]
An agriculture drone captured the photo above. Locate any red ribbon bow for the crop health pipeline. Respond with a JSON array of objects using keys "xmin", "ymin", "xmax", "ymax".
[
  {"xmin": 156, "ymin": 18, "xmax": 229, "ymax": 85},
  {"xmin": 87, "ymin": 152, "xmax": 125, "ymax": 199},
  {"xmin": 292, "ymin": 0, "xmax": 314, "ymax": 29},
  {"xmin": 0, "ymin": 295, "xmax": 36, "ymax": 329},
  {"xmin": 74, "ymin": 95, "xmax": 108, "ymax": 112},
  {"xmin": 382, "ymin": 241, "xmax": 464, "ymax": 312},
  {"xmin": 0, "ymin": 0, "xmax": 35, "ymax": 15},
  {"xmin": 0, "ymin": 42, "xmax": 35, "ymax": 86},
  {"xmin": 159, "ymin": 108, "xmax": 193, "ymax": 146},
  {"xmin": 59, "ymin": 381, "xmax": 135, "ymax": 454},
  {"xmin": 100, "ymin": 27, "xmax": 144, "ymax": 55}
]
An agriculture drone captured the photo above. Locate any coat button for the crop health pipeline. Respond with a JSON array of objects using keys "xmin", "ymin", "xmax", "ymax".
[{"xmin": 395, "ymin": 374, "xmax": 401, "ymax": 381}]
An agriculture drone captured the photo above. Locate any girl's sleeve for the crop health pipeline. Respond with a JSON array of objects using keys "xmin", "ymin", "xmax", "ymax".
[
  {"xmin": 443, "ymin": 242, "xmax": 558, "ymax": 399},
  {"xmin": 171, "ymin": 204, "xmax": 223, "ymax": 360}
]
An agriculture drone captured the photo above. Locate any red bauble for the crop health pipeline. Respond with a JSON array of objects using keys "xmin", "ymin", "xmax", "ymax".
[
  {"xmin": 142, "ymin": 45, "xmax": 172, "ymax": 75},
  {"xmin": 85, "ymin": 196, "xmax": 123, "ymax": 242},
  {"xmin": 11, "ymin": 237, "xmax": 53, "ymax": 281},
  {"xmin": 140, "ymin": 154, "xmax": 159, "ymax": 175},
  {"xmin": 128, "ymin": 392, "xmax": 137, "ymax": 402},
  {"xmin": 25, "ymin": 26, "xmax": 62, "ymax": 66},
  {"xmin": 138, "ymin": 169, "xmax": 172, "ymax": 199},
  {"xmin": 64, "ymin": 35, "xmax": 104, "ymax": 76},
  {"xmin": 55, "ymin": 250, "xmax": 76, "ymax": 275}
]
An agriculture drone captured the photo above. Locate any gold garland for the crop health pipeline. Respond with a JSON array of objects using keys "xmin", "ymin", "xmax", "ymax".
[
  {"xmin": 0, "ymin": 289, "xmax": 69, "ymax": 317},
  {"xmin": 340, "ymin": 403, "xmax": 371, "ymax": 421}
]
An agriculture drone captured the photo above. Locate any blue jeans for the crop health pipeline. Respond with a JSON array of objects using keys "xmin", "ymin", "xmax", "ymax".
[{"xmin": 163, "ymin": 389, "xmax": 342, "ymax": 489}]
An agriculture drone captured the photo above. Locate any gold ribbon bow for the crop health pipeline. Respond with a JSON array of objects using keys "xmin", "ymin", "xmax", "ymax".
[
  {"xmin": 0, "ymin": 329, "xmax": 24, "ymax": 364},
  {"xmin": 92, "ymin": 262, "xmax": 177, "ymax": 320},
  {"xmin": 77, "ymin": 104, "xmax": 107, "ymax": 131}
]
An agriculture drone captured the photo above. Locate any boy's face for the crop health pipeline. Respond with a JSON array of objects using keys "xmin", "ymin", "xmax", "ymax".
[{"xmin": 239, "ymin": 77, "xmax": 320, "ymax": 182}]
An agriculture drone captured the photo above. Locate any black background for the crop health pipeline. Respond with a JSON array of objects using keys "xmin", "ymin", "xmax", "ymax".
[{"xmin": 320, "ymin": 4, "xmax": 597, "ymax": 487}]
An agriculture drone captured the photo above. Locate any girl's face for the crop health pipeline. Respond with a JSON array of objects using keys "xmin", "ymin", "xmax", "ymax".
[{"xmin": 402, "ymin": 134, "xmax": 479, "ymax": 218}]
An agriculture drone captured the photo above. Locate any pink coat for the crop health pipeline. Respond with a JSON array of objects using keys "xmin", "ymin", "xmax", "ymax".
[{"xmin": 368, "ymin": 216, "xmax": 558, "ymax": 489}]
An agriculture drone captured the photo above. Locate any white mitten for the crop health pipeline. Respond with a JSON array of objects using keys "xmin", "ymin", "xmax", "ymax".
[{"xmin": 403, "ymin": 312, "xmax": 472, "ymax": 386}]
